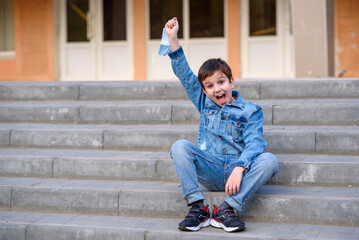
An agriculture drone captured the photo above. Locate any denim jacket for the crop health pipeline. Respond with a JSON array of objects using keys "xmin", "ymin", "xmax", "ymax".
[{"xmin": 169, "ymin": 47, "xmax": 267, "ymax": 171}]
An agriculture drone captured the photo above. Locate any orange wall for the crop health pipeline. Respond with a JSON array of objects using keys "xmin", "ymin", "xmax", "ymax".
[
  {"xmin": 226, "ymin": 0, "xmax": 241, "ymax": 78},
  {"xmin": 335, "ymin": 0, "xmax": 359, "ymax": 77},
  {"xmin": 133, "ymin": 0, "xmax": 146, "ymax": 80},
  {"xmin": 0, "ymin": 59, "xmax": 16, "ymax": 80},
  {"xmin": 0, "ymin": 0, "xmax": 55, "ymax": 81}
]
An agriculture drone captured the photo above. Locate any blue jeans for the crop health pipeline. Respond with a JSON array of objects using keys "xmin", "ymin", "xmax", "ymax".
[{"xmin": 170, "ymin": 139, "xmax": 278, "ymax": 211}]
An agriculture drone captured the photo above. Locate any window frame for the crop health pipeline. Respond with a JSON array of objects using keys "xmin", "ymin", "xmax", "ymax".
[{"xmin": 0, "ymin": 0, "xmax": 15, "ymax": 59}]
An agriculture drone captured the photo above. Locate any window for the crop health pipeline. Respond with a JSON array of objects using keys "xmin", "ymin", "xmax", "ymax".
[
  {"xmin": 189, "ymin": 0, "xmax": 224, "ymax": 38},
  {"xmin": 0, "ymin": 0, "xmax": 14, "ymax": 52},
  {"xmin": 103, "ymin": 0, "xmax": 126, "ymax": 41},
  {"xmin": 249, "ymin": 0, "xmax": 276, "ymax": 36},
  {"xmin": 149, "ymin": 0, "xmax": 183, "ymax": 39}
]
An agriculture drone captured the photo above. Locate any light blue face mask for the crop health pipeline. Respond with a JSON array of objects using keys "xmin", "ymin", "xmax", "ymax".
[{"xmin": 158, "ymin": 28, "xmax": 171, "ymax": 56}]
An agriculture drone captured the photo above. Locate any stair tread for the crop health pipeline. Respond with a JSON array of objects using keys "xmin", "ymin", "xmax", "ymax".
[
  {"xmin": 1, "ymin": 148, "xmax": 359, "ymax": 163},
  {"xmin": 1, "ymin": 211, "xmax": 358, "ymax": 240},
  {"xmin": 0, "ymin": 98, "xmax": 358, "ymax": 105},
  {"xmin": 1, "ymin": 123, "xmax": 358, "ymax": 131},
  {"xmin": 1, "ymin": 176, "xmax": 358, "ymax": 199},
  {"xmin": 1, "ymin": 149, "xmax": 358, "ymax": 187}
]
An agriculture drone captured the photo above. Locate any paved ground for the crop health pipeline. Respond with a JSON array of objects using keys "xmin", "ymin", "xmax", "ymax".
[{"xmin": 1, "ymin": 211, "xmax": 359, "ymax": 240}]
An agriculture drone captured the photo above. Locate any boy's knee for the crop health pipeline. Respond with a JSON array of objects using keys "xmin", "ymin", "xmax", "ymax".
[
  {"xmin": 170, "ymin": 139, "xmax": 194, "ymax": 159},
  {"xmin": 257, "ymin": 152, "xmax": 278, "ymax": 175},
  {"xmin": 264, "ymin": 152, "xmax": 278, "ymax": 174},
  {"xmin": 171, "ymin": 139, "xmax": 191, "ymax": 152}
]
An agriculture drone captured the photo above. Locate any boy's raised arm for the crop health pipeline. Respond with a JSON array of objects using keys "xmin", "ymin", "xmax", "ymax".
[
  {"xmin": 165, "ymin": 18, "xmax": 180, "ymax": 52},
  {"xmin": 165, "ymin": 17, "xmax": 206, "ymax": 113}
]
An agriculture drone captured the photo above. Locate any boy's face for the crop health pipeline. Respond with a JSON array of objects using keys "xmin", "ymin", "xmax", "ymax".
[{"xmin": 202, "ymin": 70, "xmax": 235, "ymax": 107}]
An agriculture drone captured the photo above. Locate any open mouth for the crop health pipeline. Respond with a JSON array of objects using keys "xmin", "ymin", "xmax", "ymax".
[{"xmin": 216, "ymin": 93, "xmax": 226, "ymax": 105}]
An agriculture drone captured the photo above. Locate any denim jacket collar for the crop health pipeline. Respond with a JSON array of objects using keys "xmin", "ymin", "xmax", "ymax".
[{"xmin": 204, "ymin": 90, "xmax": 244, "ymax": 110}]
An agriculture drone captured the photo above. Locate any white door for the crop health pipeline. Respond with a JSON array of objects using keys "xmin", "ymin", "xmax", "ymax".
[
  {"xmin": 147, "ymin": 0, "xmax": 226, "ymax": 80},
  {"xmin": 241, "ymin": 0, "xmax": 293, "ymax": 78},
  {"xmin": 60, "ymin": 0, "xmax": 132, "ymax": 81}
]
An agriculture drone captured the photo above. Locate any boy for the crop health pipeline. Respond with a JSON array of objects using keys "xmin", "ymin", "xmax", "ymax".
[{"xmin": 165, "ymin": 18, "xmax": 278, "ymax": 232}]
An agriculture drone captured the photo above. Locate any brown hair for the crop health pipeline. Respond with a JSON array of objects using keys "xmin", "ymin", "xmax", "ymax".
[{"xmin": 198, "ymin": 58, "xmax": 233, "ymax": 89}]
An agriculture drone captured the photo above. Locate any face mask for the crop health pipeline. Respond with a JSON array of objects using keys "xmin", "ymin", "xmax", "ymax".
[{"xmin": 158, "ymin": 28, "xmax": 171, "ymax": 56}]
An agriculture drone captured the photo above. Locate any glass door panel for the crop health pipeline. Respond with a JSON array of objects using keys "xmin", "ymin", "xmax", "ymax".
[
  {"xmin": 103, "ymin": 0, "xmax": 126, "ymax": 41},
  {"xmin": 67, "ymin": 0, "xmax": 89, "ymax": 42},
  {"xmin": 189, "ymin": 0, "xmax": 224, "ymax": 38},
  {"xmin": 249, "ymin": 0, "xmax": 276, "ymax": 36},
  {"xmin": 149, "ymin": 0, "xmax": 183, "ymax": 39}
]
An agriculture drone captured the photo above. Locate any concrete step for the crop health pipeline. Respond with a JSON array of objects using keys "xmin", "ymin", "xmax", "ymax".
[
  {"xmin": 1, "ymin": 123, "xmax": 358, "ymax": 155},
  {"xmin": 0, "ymin": 149, "xmax": 358, "ymax": 187},
  {"xmin": 0, "ymin": 99, "xmax": 358, "ymax": 125},
  {"xmin": 0, "ymin": 177, "xmax": 358, "ymax": 226},
  {"xmin": 1, "ymin": 80, "xmax": 358, "ymax": 102},
  {"xmin": 1, "ymin": 211, "xmax": 358, "ymax": 240}
]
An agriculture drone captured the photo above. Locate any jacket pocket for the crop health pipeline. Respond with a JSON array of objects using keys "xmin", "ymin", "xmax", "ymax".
[
  {"xmin": 229, "ymin": 116, "xmax": 247, "ymax": 142},
  {"xmin": 204, "ymin": 109, "xmax": 217, "ymax": 130}
]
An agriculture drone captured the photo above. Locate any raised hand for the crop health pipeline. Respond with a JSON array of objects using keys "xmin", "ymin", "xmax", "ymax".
[
  {"xmin": 165, "ymin": 17, "xmax": 179, "ymax": 37},
  {"xmin": 165, "ymin": 17, "xmax": 180, "ymax": 52}
]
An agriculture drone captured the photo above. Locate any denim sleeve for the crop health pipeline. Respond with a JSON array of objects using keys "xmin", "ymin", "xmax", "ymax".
[
  {"xmin": 168, "ymin": 47, "xmax": 206, "ymax": 113},
  {"xmin": 232, "ymin": 106, "xmax": 267, "ymax": 171}
]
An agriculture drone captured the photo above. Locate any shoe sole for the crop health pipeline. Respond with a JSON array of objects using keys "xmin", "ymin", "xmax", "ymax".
[
  {"xmin": 178, "ymin": 218, "xmax": 211, "ymax": 231},
  {"xmin": 210, "ymin": 219, "xmax": 245, "ymax": 232}
]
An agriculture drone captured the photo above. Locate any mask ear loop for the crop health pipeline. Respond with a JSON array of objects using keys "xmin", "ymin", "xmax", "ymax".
[{"xmin": 152, "ymin": 51, "xmax": 162, "ymax": 63}]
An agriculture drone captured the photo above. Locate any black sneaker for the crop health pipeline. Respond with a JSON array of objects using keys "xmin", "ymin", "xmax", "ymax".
[
  {"xmin": 178, "ymin": 204, "xmax": 211, "ymax": 231},
  {"xmin": 210, "ymin": 204, "xmax": 245, "ymax": 232}
]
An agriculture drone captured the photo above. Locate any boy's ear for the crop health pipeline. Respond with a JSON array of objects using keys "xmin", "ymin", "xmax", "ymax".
[
  {"xmin": 202, "ymin": 88, "xmax": 207, "ymax": 95},
  {"xmin": 230, "ymin": 77, "xmax": 235, "ymax": 88},
  {"xmin": 202, "ymin": 87, "xmax": 210, "ymax": 97}
]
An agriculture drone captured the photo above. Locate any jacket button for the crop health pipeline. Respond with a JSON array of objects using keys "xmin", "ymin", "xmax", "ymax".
[{"xmin": 221, "ymin": 117, "xmax": 225, "ymax": 120}]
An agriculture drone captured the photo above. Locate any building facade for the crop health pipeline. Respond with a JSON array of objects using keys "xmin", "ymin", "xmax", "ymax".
[{"xmin": 0, "ymin": 0, "xmax": 358, "ymax": 81}]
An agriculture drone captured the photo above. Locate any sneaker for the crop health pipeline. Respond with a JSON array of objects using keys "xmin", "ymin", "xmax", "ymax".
[
  {"xmin": 178, "ymin": 204, "xmax": 211, "ymax": 231},
  {"xmin": 210, "ymin": 204, "xmax": 245, "ymax": 232}
]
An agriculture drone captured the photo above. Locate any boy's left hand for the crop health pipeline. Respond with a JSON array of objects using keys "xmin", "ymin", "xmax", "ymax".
[{"xmin": 225, "ymin": 166, "xmax": 245, "ymax": 196}]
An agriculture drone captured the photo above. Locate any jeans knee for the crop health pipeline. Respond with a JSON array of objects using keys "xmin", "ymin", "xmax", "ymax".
[
  {"xmin": 257, "ymin": 152, "xmax": 278, "ymax": 176},
  {"xmin": 264, "ymin": 152, "xmax": 279, "ymax": 174},
  {"xmin": 170, "ymin": 139, "xmax": 195, "ymax": 164},
  {"xmin": 171, "ymin": 139, "xmax": 191, "ymax": 155}
]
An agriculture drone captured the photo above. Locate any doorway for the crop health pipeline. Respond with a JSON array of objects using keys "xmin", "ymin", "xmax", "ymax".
[
  {"xmin": 241, "ymin": 0, "xmax": 294, "ymax": 78},
  {"xmin": 59, "ymin": 0, "xmax": 133, "ymax": 80}
]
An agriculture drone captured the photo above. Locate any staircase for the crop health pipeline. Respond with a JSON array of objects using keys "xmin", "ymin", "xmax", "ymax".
[{"xmin": 0, "ymin": 79, "xmax": 358, "ymax": 239}]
